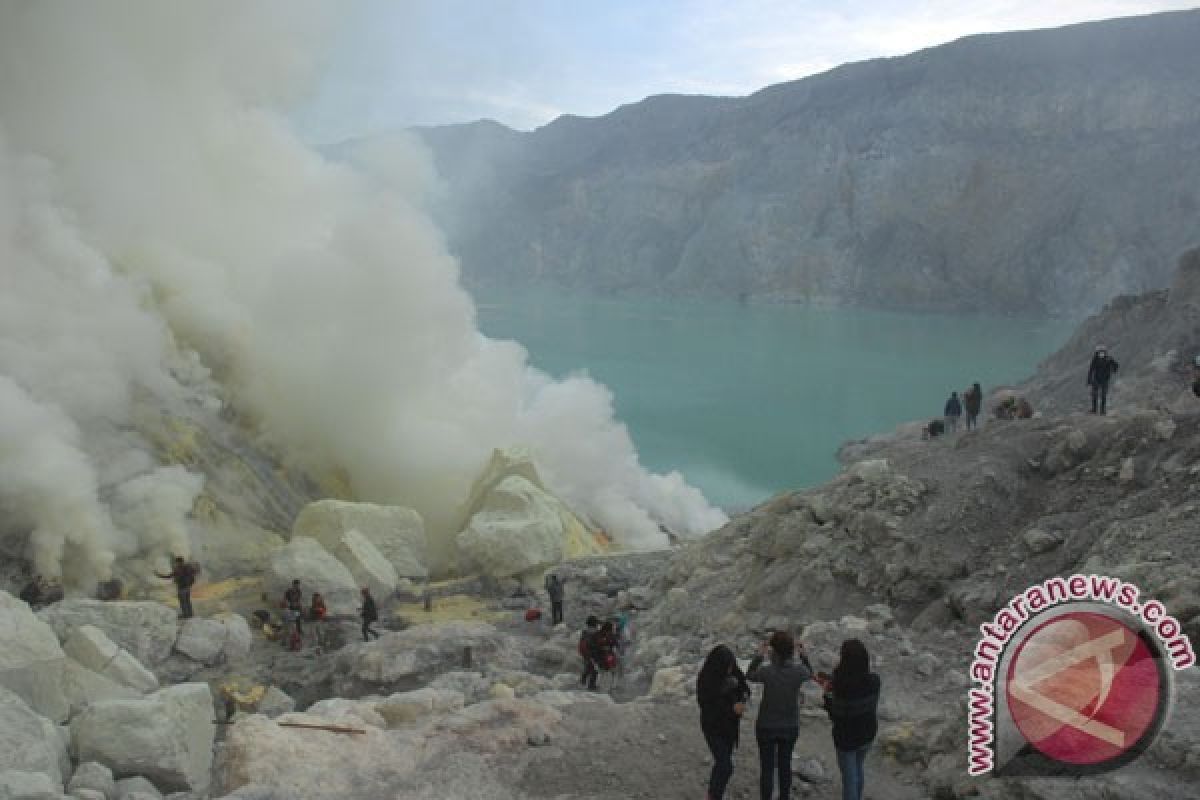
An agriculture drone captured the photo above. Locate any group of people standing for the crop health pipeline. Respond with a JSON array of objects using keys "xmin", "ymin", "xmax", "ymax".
[
  {"xmin": 279, "ymin": 579, "xmax": 381, "ymax": 648},
  {"xmin": 941, "ymin": 382, "xmax": 983, "ymax": 433},
  {"xmin": 697, "ymin": 633, "xmax": 879, "ymax": 800}
]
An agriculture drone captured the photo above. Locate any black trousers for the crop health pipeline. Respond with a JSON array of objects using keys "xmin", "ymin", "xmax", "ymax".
[
  {"xmin": 756, "ymin": 727, "xmax": 798, "ymax": 800},
  {"xmin": 551, "ymin": 600, "xmax": 563, "ymax": 625},
  {"xmin": 1091, "ymin": 381, "xmax": 1110, "ymax": 413},
  {"xmin": 362, "ymin": 619, "xmax": 379, "ymax": 641},
  {"xmin": 704, "ymin": 730, "xmax": 736, "ymax": 800},
  {"xmin": 177, "ymin": 589, "xmax": 194, "ymax": 619},
  {"xmin": 582, "ymin": 658, "xmax": 598, "ymax": 689}
]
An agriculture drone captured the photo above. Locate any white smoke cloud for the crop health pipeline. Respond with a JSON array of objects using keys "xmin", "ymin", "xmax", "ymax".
[{"xmin": 0, "ymin": 1, "xmax": 725, "ymax": 579}]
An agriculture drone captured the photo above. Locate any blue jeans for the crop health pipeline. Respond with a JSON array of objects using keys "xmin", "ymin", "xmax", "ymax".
[
  {"xmin": 703, "ymin": 731, "xmax": 735, "ymax": 800},
  {"xmin": 836, "ymin": 745, "xmax": 869, "ymax": 800},
  {"xmin": 756, "ymin": 728, "xmax": 797, "ymax": 800}
]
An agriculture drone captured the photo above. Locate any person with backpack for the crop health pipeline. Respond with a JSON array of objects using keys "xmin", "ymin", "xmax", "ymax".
[
  {"xmin": 156, "ymin": 556, "xmax": 197, "ymax": 619},
  {"xmin": 697, "ymin": 644, "xmax": 751, "ymax": 800},
  {"xmin": 964, "ymin": 383, "xmax": 983, "ymax": 431},
  {"xmin": 579, "ymin": 615, "xmax": 602, "ymax": 689},
  {"xmin": 309, "ymin": 592, "xmax": 328, "ymax": 652},
  {"xmin": 821, "ymin": 639, "xmax": 881, "ymax": 800},
  {"xmin": 1087, "ymin": 345, "xmax": 1119, "ymax": 414},
  {"xmin": 283, "ymin": 579, "xmax": 305, "ymax": 637},
  {"xmin": 746, "ymin": 630, "xmax": 814, "ymax": 800},
  {"xmin": 943, "ymin": 391, "xmax": 963, "ymax": 433},
  {"xmin": 360, "ymin": 587, "xmax": 380, "ymax": 641},
  {"xmin": 544, "ymin": 572, "xmax": 565, "ymax": 625}
]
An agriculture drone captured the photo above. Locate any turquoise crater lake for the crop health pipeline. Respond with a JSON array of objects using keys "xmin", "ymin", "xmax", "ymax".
[{"xmin": 476, "ymin": 290, "xmax": 1075, "ymax": 513}]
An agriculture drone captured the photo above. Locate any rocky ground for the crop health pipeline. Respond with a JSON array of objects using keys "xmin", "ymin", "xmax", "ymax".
[{"xmin": 1, "ymin": 250, "xmax": 1198, "ymax": 799}]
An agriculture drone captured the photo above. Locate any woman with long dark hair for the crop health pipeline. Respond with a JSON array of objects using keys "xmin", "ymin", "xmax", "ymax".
[
  {"xmin": 697, "ymin": 644, "xmax": 750, "ymax": 800},
  {"xmin": 822, "ymin": 638, "xmax": 881, "ymax": 800},
  {"xmin": 746, "ymin": 630, "xmax": 813, "ymax": 800}
]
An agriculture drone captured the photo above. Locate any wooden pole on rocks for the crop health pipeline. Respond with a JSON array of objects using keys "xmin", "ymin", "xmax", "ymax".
[{"xmin": 278, "ymin": 721, "xmax": 366, "ymax": 735}]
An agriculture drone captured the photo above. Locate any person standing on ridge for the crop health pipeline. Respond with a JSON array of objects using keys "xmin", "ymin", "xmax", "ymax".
[
  {"xmin": 747, "ymin": 631, "xmax": 814, "ymax": 800},
  {"xmin": 360, "ymin": 587, "xmax": 381, "ymax": 641},
  {"xmin": 697, "ymin": 644, "xmax": 751, "ymax": 800},
  {"xmin": 545, "ymin": 572, "xmax": 565, "ymax": 626},
  {"xmin": 579, "ymin": 615, "xmax": 601, "ymax": 689},
  {"xmin": 821, "ymin": 639, "xmax": 881, "ymax": 800},
  {"xmin": 283, "ymin": 579, "xmax": 305, "ymax": 637},
  {"xmin": 1087, "ymin": 345, "xmax": 1119, "ymax": 414},
  {"xmin": 964, "ymin": 383, "xmax": 983, "ymax": 431},
  {"xmin": 156, "ymin": 556, "xmax": 197, "ymax": 619},
  {"xmin": 943, "ymin": 391, "xmax": 963, "ymax": 433}
]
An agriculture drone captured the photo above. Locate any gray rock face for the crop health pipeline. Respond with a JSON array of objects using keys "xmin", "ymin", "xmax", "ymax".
[
  {"xmin": 38, "ymin": 600, "xmax": 178, "ymax": 666},
  {"xmin": 69, "ymin": 683, "xmax": 216, "ymax": 794},
  {"xmin": 0, "ymin": 687, "xmax": 69, "ymax": 786},
  {"xmin": 291, "ymin": 499, "xmax": 428, "ymax": 579},
  {"xmin": 0, "ymin": 769, "xmax": 62, "ymax": 800},
  {"xmin": 67, "ymin": 762, "xmax": 116, "ymax": 800},
  {"xmin": 173, "ymin": 614, "xmax": 252, "ymax": 666},
  {"xmin": 0, "ymin": 591, "xmax": 69, "ymax": 722},
  {"xmin": 60, "ymin": 660, "xmax": 141, "ymax": 716},
  {"xmin": 331, "ymin": 622, "xmax": 525, "ymax": 696},
  {"xmin": 411, "ymin": 12, "xmax": 1200, "ymax": 315},
  {"xmin": 63, "ymin": 626, "xmax": 158, "ymax": 694}
]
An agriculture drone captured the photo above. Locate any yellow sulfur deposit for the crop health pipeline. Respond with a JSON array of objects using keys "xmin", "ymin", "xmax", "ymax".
[{"xmin": 392, "ymin": 592, "xmax": 510, "ymax": 626}]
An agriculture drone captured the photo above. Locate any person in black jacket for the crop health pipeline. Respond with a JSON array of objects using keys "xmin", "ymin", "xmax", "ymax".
[
  {"xmin": 964, "ymin": 382, "xmax": 983, "ymax": 431},
  {"xmin": 943, "ymin": 391, "xmax": 963, "ymax": 433},
  {"xmin": 360, "ymin": 587, "xmax": 380, "ymax": 641},
  {"xmin": 747, "ymin": 631, "xmax": 813, "ymax": 800},
  {"xmin": 1087, "ymin": 345, "xmax": 1119, "ymax": 414},
  {"xmin": 822, "ymin": 639, "xmax": 881, "ymax": 800},
  {"xmin": 155, "ymin": 556, "xmax": 197, "ymax": 619},
  {"xmin": 697, "ymin": 645, "xmax": 751, "ymax": 800}
]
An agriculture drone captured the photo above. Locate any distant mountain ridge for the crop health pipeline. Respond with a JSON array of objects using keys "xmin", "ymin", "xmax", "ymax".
[{"xmin": 408, "ymin": 10, "xmax": 1200, "ymax": 314}]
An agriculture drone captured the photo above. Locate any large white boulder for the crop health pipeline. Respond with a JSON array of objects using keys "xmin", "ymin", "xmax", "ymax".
[
  {"xmin": 292, "ymin": 499, "xmax": 428, "ymax": 578},
  {"xmin": 174, "ymin": 614, "xmax": 251, "ymax": 666},
  {"xmin": 70, "ymin": 683, "xmax": 215, "ymax": 794},
  {"xmin": 217, "ymin": 698, "xmax": 561, "ymax": 799},
  {"xmin": 0, "ymin": 687, "xmax": 69, "ymax": 786},
  {"xmin": 374, "ymin": 688, "xmax": 465, "ymax": 727},
  {"xmin": 67, "ymin": 762, "xmax": 116, "ymax": 800},
  {"xmin": 0, "ymin": 770, "xmax": 61, "ymax": 800},
  {"xmin": 0, "ymin": 590, "xmax": 69, "ymax": 722},
  {"xmin": 216, "ymin": 713, "xmax": 423, "ymax": 798},
  {"xmin": 455, "ymin": 476, "xmax": 567, "ymax": 577},
  {"xmin": 60, "ymin": 659, "xmax": 141, "ymax": 716},
  {"xmin": 334, "ymin": 530, "xmax": 398, "ymax": 598},
  {"xmin": 332, "ymin": 621, "xmax": 524, "ymax": 694},
  {"xmin": 62, "ymin": 626, "xmax": 158, "ymax": 694},
  {"xmin": 266, "ymin": 538, "xmax": 358, "ymax": 615},
  {"xmin": 38, "ymin": 600, "xmax": 178, "ymax": 666}
]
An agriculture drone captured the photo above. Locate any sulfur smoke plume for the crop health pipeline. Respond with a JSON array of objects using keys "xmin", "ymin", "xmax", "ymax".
[{"xmin": 0, "ymin": 1, "xmax": 726, "ymax": 583}]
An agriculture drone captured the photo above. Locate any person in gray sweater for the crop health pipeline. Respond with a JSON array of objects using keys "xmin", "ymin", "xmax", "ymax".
[{"xmin": 746, "ymin": 631, "xmax": 814, "ymax": 800}]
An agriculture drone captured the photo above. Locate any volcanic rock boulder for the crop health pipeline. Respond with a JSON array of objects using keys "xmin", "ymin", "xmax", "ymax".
[
  {"xmin": 332, "ymin": 621, "xmax": 524, "ymax": 696},
  {"xmin": 333, "ymin": 529, "xmax": 399, "ymax": 598},
  {"xmin": 292, "ymin": 499, "xmax": 428, "ymax": 579},
  {"xmin": 70, "ymin": 683, "xmax": 216, "ymax": 794},
  {"xmin": 457, "ymin": 475, "xmax": 587, "ymax": 578},
  {"xmin": 174, "ymin": 614, "xmax": 252, "ymax": 666},
  {"xmin": 38, "ymin": 599, "xmax": 178, "ymax": 666},
  {"xmin": 62, "ymin": 625, "xmax": 158, "ymax": 693},
  {"xmin": 0, "ymin": 590, "xmax": 69, "ymax": 722},
  {"xmin": 0, "ymin": 687, "xmax": 69, "ymax": 786}
]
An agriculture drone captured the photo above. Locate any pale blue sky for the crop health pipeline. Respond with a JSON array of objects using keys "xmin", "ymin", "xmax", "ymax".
[{"xmin": 296, "ymin": 0, "xmax": 1197, "ymax": 143}]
